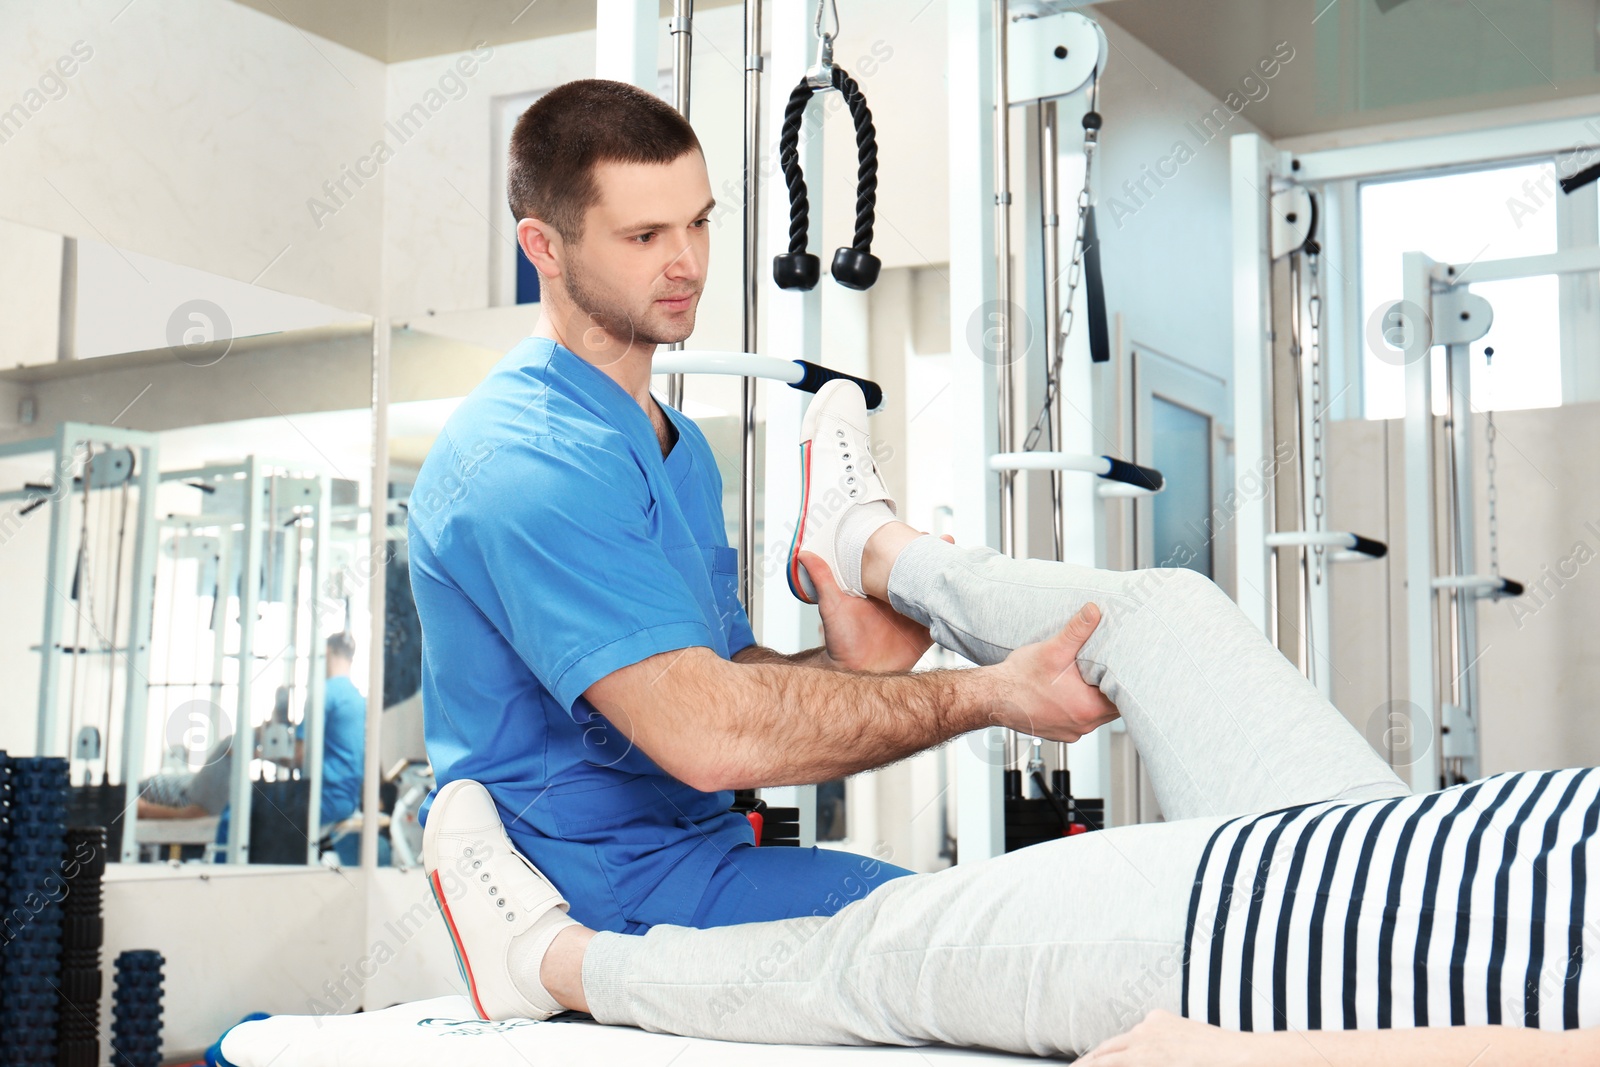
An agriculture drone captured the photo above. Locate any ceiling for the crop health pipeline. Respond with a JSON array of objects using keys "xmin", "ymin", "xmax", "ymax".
[
  {"xmin": 1093, "ymin": 0, "xmax": 1600, "ymax": 139},
  {"xmin": 233, "ymin": 0, "xmax": 1600, "ymax": 135},
  {"xmin": 229, "ymin": 0, "xmax": 741, "ymax": 64}
]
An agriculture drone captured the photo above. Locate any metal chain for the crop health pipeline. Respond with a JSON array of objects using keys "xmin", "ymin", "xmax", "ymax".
[
  {"xmin": 1023, "ymin": 74, "xmax": 1098, "ymax": 452},
  {"xmin": 1308, "ymin": 250, "xmax": 1326, "ymax": 584}
]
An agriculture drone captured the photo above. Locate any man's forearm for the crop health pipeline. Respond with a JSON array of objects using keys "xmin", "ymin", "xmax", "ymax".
[
  {"xmin": 690, "ymin": 659, "xmax": 1002, "ymax": 790},
  {"xmin": 588, "ymin": 607, "xmax": 1108, "ymax": 791},
  {"xmin": 731, "ymin": 644, "xmax": 837, "ymax": 669}
]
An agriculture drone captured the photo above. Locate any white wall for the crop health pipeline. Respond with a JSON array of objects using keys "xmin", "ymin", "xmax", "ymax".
[
  {"xmin": 0, "ymin": 454, "xmax": 51, "ymax": 755},
  {"xmin": 1092, "ymin": 15, "xmax": 1272, "ymax": 393},
  {"xmin": 102, "ymin": 865, "xmax": 365, "ymax": 1060},
  {"xmin": 0, "ymin": 218, "xmax": 64, "ymax": 364},
  {"xmin": 70, "ymin": 238, "xmax": 360, "ymax": 360},
  {"xmin": 0, "ymin": 0, "xmax": 387, "ymax": 315},
  {"xmin": 1327, "ymin": 404, "xmax": 1600, "ymax": 777}
]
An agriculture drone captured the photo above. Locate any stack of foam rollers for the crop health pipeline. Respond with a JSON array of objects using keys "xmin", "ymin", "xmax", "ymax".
[{"xmin": 0, "ymin": 753, "xmax": 152, "ymax": 1067}]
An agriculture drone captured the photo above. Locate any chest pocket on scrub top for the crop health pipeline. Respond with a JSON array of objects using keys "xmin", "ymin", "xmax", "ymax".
[{"xmin": 701, "ymin": 545, "xmax": 742, "ymax": 645}]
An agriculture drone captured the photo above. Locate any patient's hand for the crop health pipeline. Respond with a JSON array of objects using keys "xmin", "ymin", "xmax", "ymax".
[
  {"xmin": 799, "ymin": 549, "xmax": 934, "ymax": 673},
  {"xmin": 993, "ymin": 603, "xmax": 1119, "ymax": 742},
  {"xmin": 1077, "ymin": 1009, "xmax": 1580, "ymax": 1066},
  {"xmin": 1076, "ymin": 1011, "xmax": 1263, "ymax": 1066}
]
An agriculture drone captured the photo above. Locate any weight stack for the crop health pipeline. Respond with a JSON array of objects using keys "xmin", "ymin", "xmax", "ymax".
[
  {"xmin": 1003, "ymin": 769, "xmax": 1104, "ymax": 853},
  {"xmin": 729, "ymin": 790, "xmax": 801, "ymax": 847},
  {"xmin": 56, "ymin": 827, "xmax": 107, "ymax": 1067},
  {"xmin": 0, "ymin": 756, "xmax": 70, "ymax": 1067},
  {"xmin": 755, "ymin": 807, "xmax": 802, "ymax": 846},
  {"xmin": 110, "ymin": 951, "xmax": 164, "ymax": 1067}
]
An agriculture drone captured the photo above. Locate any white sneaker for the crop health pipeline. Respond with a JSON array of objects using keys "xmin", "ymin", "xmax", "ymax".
[
  {"xmin": 787, "ymin": 379, "xmax": 896, "ymax": 603},
  {"xmin": 423, "ymin": 779, "xmax": 572, "ymax": 1021}
]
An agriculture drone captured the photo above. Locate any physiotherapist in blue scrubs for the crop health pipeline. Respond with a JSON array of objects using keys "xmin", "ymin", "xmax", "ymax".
[
  {"xmin": 408, "ymin": 80, "xmax": 938, "ymax": 935},
  {"xmin": 210, "ymin": 631, "xmax": 366, "ymax": 852}
]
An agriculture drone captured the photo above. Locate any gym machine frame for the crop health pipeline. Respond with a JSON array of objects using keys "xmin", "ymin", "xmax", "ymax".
[
  {"xmin": 1232, "ymin": 123, "xmax": 1593, "ymax": 793},
  {"xmin": 1395, "ymin": 248, "xmax": 1588, "ymax": 791},
  {"xmin": 156, "ymin": 457, "xmax": 337, "ymax": 865},
  {"xmin": 0, "ymin": 423, "xmax": 160, "ymax": 861},
  {"xmin": 953, "ymin": 2, "xmax": 1169, "ymax": 858},
  {"xmin": 1265, "ymin": 188, "xmax": 1388, "ymax": 700}
]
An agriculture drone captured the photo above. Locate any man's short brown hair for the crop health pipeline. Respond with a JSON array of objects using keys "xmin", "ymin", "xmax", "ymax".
[
  {"xmin": 507, "ymin": 79, "xmax": 703, "ymax": 244},
  {"xmin": 327, "ymin": 631, "xmax": 356, "ymax": 661}
]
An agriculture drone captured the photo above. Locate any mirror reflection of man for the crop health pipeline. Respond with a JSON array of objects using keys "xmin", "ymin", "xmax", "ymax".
[
  {"xmin": 309, "ymin": 631, "xmax": 366, "ymax": 830},
  {"xmin": 145, "ymin": 633, "xmax": 367, "ymax": 855}
]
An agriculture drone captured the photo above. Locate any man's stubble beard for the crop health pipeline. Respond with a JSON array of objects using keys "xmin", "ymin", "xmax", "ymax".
[{"xmin": 564, "ymin": 252, "xmax": 693, "ymax": 350}]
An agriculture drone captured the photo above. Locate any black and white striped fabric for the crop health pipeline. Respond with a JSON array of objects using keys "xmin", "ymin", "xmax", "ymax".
[{"xmin": 1182, "ymin": 767, "xmax": 1600, "ymax": 1032}]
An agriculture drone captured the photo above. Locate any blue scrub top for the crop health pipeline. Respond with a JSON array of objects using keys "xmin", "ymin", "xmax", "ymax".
[
  {"xmin": 409, "ymin": 336, "xmax": 758, "ymax": 932},
  {"xmin": 299, "ymin": 674, "xmax": 365, "ymax": 826},
  {"xmin": 214, "ymin": 674, "xmax": 368, "ymax": 850}
]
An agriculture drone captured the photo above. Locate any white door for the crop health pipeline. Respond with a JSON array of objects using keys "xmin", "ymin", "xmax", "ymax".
[
  {"xmin": 1110, "ymin": 343, "xmax": 1233, "ymax": 824},
  {"xmin": 1133, "ymin": 344, "xmax": 1234, "ymax": 596}
]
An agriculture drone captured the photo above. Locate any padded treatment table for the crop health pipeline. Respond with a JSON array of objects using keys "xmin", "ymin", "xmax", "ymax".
[{"xmin": 218, "ymin": 996, "xmax": 1044, "ymax": 1065}]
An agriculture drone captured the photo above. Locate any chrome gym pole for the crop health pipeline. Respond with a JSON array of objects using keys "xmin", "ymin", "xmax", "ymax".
[
  {"xmin": 665, "ymin": 0, "xmax": 694, "ymax": 411},
  {"xmin": 739, "ymin": 0, "xmax": 763, "ymax": 607}
]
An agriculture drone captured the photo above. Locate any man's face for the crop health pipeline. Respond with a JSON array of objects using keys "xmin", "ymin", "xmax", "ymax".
[{"xmin": 563, "ymin": 152, "xmax": 714, "ymax": 352}]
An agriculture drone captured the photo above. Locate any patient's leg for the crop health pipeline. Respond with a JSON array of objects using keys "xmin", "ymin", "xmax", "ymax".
[
  {"xmin": 568, "ymin": 816, "xmax": 1218, "ymax": 1057},
  {"xmin": 864, "ymin": 527, "xmax": 1407, "ymax": 820}
]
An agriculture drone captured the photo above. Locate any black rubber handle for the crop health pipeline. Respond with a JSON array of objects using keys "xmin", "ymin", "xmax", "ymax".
[
  {"xmin": 1348, "ymin": 534, "xmax": 1388, "ymax": 559},
  {"xmin": 1101, "ymin": 457, "xmax": 1163, "ymax": 491},
  {"xmin": 1498, "ymin": 578, "xmax": 1525, "ymax": 597},
  {"xmin": 790, "ymin": 360, "xmax": 884, "ymax": 410},
  {"xmin": 1560, "ymin": 160, "xmax": 1600, "ymax": 195},
  {"xmin": 1083, "ymin": 205, "xmax": 1110, "ymax": 364}
]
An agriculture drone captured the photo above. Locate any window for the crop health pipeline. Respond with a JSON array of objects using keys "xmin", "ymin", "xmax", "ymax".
[{"xmin": 1359, "ymin": 162, "xmax": 1562, "ymax": 417}]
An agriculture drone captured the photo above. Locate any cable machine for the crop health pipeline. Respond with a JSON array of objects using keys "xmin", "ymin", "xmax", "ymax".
[
  {"xmin": 1266, "ymin": 190, "xmax": 1388, "ymax": 700},
  {"xmin": 0, "ymin": 423, "xmax": 159, "ymax": 857},
  {"xmin": 150, "ymin": 459, "xmax": 339, "ymax": 864},
  {"xmin": 1399, "ymin": 249, "xmax": 1541, "ymax": 789},
  {"xmin": 981, "ymin": 7, "xmax": 1167, "ymax": 851},
  {"xmin": 1232, "ymin": 121, "xmax": 1600, "ymax": 794}
]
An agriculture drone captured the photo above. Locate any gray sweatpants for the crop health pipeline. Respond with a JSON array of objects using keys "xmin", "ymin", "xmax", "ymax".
[{"xmin": 581, "ymin": 538, "xmax": 1409, "ymax": 1056}]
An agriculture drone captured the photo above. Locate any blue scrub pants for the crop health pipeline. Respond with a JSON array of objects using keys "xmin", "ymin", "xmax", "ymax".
[{"xmin": 662, "ymin": 843, "xmax": 913, "ymax": 933}]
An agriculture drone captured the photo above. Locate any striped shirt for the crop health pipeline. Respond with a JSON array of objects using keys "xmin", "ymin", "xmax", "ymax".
[{"xmin": 1182, "ymin": 767, "xmax": 1600, "ymax": 1032}]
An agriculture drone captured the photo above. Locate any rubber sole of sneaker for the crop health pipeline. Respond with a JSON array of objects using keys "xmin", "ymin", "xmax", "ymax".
[
  {"xmin": 786, "ymin": 438, "xmax": 818, "ymax": 604},
  {"xmin": 428, "ymin": 864, "xmax": 490, "ymax": 1021},
  {"xmin": 422, "ymin": 779, "xmax": 490, "ymax": 1020}
]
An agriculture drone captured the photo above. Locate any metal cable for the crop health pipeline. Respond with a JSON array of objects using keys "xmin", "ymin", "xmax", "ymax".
[{"xmin": 1021, "ymin": 71, "xmax": 1099, "ymax": 454}]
